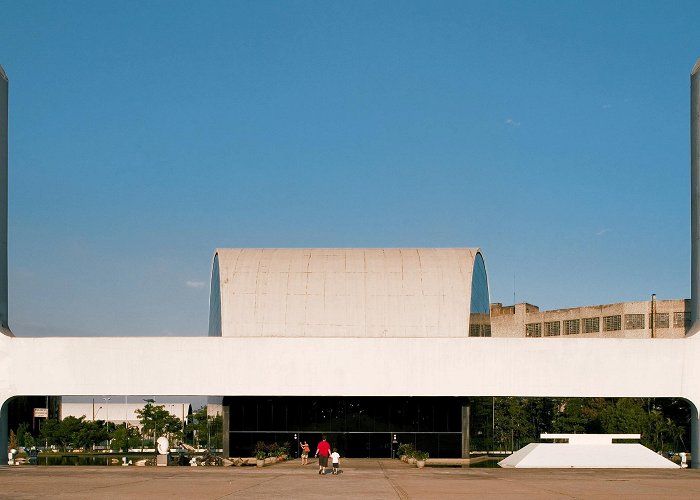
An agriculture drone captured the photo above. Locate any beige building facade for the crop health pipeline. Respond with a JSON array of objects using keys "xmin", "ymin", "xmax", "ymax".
[{"xmin": 491, "ymin": 299, "xmax": 691, "ymax": 339}]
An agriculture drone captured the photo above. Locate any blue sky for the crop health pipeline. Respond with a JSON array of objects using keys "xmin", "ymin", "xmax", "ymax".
[{"xmin": 1, "ymin": 0, "xmax": 699, "ymax": 337}]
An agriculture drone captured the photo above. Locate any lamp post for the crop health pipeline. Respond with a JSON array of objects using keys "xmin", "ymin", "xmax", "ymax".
[
  {"xmin": 651, "ymin": 294, "xmax": 657, "ymax": 338},
  {"xmin": 492, "ymin": 396, "xmax": 496, "ymax": 455},
  {"xmin": 103, "ymin": 397, "xmax": 111, "ymax": 451},
  {"xmin": 103, "ymin": 397, "xmax": 110, "ymax": 424}
]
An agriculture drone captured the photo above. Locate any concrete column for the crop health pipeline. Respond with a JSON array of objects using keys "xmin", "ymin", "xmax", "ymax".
[
  {"xmin": 691, "ymin": 58, "xmax": 700, "ymax": 334},
  {"xmin": 461, "ymin": 401, "xmax": 470, "ymax": 460},
  {"xmin": 0, "ymin": 395, "xmax": 9, "ymax": 465},
  {"xmin": 691, "ymin": 400, "xmax": 699, "ymax": 469},
  {"xmin": 222, "ymin": 403, "xmax": 230, "ymax": 457}
]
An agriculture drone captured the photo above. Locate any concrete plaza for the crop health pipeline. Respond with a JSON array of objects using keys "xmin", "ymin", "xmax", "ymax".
[{"xmin": 2, "ymin": 459, "xmax": 700, "ymax": 499}]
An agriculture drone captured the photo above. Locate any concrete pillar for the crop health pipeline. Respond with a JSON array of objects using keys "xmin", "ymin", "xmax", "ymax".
[
  {"xmin": 0, "ymin": 395, "xmax": 9, "ymax": 465},
  {"xmin": 461, "ymin": 401, "xmax": 470, "ymax": 460},
  {"xmin": 222, "ymin": 403, "xmax": 230, "ymax": 457},
  {"xmin": 0, "ymin": 65, "xmax": 8, "ymax": 331},
  {"xmin": 692, "ymin": 58, "xmax": 700, "ymax": 333},
  {"xmin": 692, "ymin": 404, "xmax": 698, "ymax": 468},
  {"xmin": 691, "ymin": 400, "xmax": 699, "ymax": 469}
]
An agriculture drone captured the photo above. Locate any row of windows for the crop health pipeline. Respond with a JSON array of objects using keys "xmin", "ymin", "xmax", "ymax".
[
  {"xmin": 525, "ymin": 312, "xmax": 691, "ymax": 337},
  {"xmin": 469, "ymin": 324, "xmax": 492, "ymax": 337}
]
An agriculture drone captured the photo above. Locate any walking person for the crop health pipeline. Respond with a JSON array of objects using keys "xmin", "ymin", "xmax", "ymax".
[
  {"xmin": 300, "ymin": 441, "xmax": 310, "ymax": 465},
  {"xmin": 315, "ymin": 435, "xmax": 331, "ymax": 475},
  {"xmin": 330, "ymin": 448, "xmax": 340, "ymax": 474}
]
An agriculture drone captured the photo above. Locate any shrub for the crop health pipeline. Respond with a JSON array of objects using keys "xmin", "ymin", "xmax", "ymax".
[
  {"xmin": 413, "ymin": 450, "xmax": 429, "ymax": 461},
  {"xmin": 397, "ymin": 443, "xmax": 415, "ymax": 458}
]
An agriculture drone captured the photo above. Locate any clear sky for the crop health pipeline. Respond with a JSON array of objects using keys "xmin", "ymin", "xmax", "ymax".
[{"xmin": 1, "ymin": 0, "xmax": 699, "ymax": 337}]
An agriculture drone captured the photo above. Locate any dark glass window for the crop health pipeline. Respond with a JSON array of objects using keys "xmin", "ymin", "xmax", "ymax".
[
  {"xmin": 544, "ymin": 321, "xmax": 560, "ymax": 336},
  {"xmin": 604, "ymin": 315, "xmax": 622, "ymax": 332},
  {"xmin": 624, "ymin": 314, "xmax": 644, "ymax": 330},
  {"xmin": 526, "ymin": 323, "xmax": 542, "ymax": 337},
  {"xmin": 225, "ymin": 396, "xmax": 464, "ymax": 458},
  {"xmin": 674, "ymin": 312, "xmax": 691, "ymax": 328},
  {"xmin": 583, "ymin": 317, "xmax": 600, "ymax": 333},
  {"xmin": 653, "ymin": 313, "xmax": 669, "ymax": 329},
  {"xmin": 563, "ymin": 319, "xmax": 580, "ymax": 335}
]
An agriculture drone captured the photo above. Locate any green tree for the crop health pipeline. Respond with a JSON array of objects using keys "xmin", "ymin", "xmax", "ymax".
[
  {"xmin": 184, "ymin": 407, "xmax": 223, "ymax": 450},
  {"xmin": 61, "ymin": 416, "xmax": 89, "ymax": 450},
  {"xmin": 135, "ymin": 402, "xmax": 183, "ymax": 444},
  {"xmin": 494, "ymin": 397, "xmax": 536, "ymax": 451},
  {"xmin": 208, "ymin": 414, "xmax": 223, "ymax": 450},
  {"xmin": 482, "ymin": 397, "xmax": 689, "ymax": 454},
  {"xmin": 15, "ymin": 422, "xmax": 29, "ymax": 447},
  {"xmin": 40, "ymin": 418, "xmax": 61, "ymax": 448},
  {"xmin": 599, "ymin": 398, "xmax": 648, "ymax": 435},
  {"xmin": 186, "ymin": 406, "xmax": 208, "ymax": 448},
  {"xmin": 526, "ymin": 398, "xmax": 557, "ymax": 440},
  {"xmin": 553, "ymin": 398, "xmax": 606, "ymax": 434},
  {"xmin": 110, "ymin": 425, "xmax": 141, "ymax": 451},
  {"xmin": 74, "ymin": 419, "xmax": 108, "ymax": 450},
  {"xmin": 40, "ymin": 416, "xmax": 85, "ymax": 451},
  {"xmin": 24, "ymin": 432, "xmax": 36, "ymax": 449}
]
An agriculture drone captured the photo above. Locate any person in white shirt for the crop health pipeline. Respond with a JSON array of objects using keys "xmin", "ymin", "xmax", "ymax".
[{"xmin": 330, "ymin": 448, "xmax": 340, "ymax": 475}]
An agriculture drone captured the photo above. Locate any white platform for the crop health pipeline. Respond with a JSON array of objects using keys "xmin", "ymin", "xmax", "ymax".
[{"xmin": 498, "ymin": 434, "xmax": 679, "ymax": 469}]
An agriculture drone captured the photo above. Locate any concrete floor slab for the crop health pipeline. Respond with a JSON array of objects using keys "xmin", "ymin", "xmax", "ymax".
[{"xmin": 2, "ymin": 459, "xmax": 700, "ymax": 499}]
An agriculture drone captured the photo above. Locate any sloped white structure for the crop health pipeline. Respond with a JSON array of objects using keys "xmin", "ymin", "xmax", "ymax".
[{"xmin": 499, "ymin": 434, "xmax": 679, "ymax": 469}]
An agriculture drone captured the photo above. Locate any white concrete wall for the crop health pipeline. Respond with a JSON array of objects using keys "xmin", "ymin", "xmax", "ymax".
[
  {"xmin": 2, "ymin": 331, "xmax": 700, "ymax": 464},
  {"xmin": 1, "ymin": 334, "xmax": 697, "ymax": 400},
  {"xmin": 215, "ymin": 248, "xmax": 479, "ymax": 338}
]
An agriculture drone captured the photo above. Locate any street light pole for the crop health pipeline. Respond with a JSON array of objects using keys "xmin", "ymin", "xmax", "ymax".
[
  {"xmin": 651, "ymin": 294, "xmax": 657, "ymax": 338},
  {"xmin": 103, "ymin": 397, "xmax": 111, "ymax": 451},
  {"xmin": 103, "ymin": 397, "xmax": 110, "ymax": 424}
]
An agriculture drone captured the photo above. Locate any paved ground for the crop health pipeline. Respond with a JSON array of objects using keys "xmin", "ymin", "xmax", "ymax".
[{"xmin": 2, "ymin": 459, "xmax": 700, "ymax": 499}]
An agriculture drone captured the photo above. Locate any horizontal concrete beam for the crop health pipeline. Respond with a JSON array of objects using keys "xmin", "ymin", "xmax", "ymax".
[{"xmin": 1, "ymin": 334, "xmax": 698, "ymax": 402}]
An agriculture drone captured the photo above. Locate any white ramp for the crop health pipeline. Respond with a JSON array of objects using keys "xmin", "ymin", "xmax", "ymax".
[{"xmin": 498, "ymin": 434, "xmax": 679, "ymax": 469}]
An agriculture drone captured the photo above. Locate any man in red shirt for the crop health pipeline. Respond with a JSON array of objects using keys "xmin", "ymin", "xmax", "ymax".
[{"xmin": 315, "ymin": 435, "xmax": 331, "ymax": 475}]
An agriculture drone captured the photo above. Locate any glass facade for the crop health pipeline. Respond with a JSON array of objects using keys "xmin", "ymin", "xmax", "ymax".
[
  {"xmin": 469, "ymin": 252, "xmax": 491, "ymax": 336},
  {"xmin": 225, "ymin": 396, "xmax": 464, "ymax": 458}
]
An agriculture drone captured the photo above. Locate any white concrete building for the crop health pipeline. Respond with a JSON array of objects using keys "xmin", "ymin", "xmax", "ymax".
[
  {"xmin": 3, "ymin": 59, "xmax": 700, "ymax": 466},
  {"xmin": 207, "ymin": 247, "xmax": 490, "ymax": 457}
]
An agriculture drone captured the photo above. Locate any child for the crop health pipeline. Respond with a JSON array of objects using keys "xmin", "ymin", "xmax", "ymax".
[
  {"xmin": 300, "ymin": 441, "xmax": 310, "ymax": 465},
  {"xmin": 330, "ymin": 448, "xmax": 340, "ymax": 474}
]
